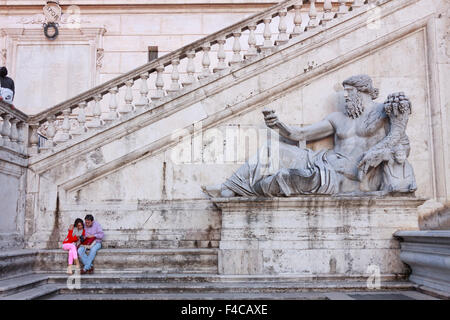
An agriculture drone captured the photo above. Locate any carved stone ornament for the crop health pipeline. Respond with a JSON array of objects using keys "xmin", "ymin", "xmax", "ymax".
[
  {"xmin": 43, "ymin": 1, "xmax": 62, "ymax": 24},
  {"xmin": 96, "ymin": 48, "xmax": 105, "ymax": 69},
  {"xmin": 43, "ymin": 23, "xmax": 59, "ymax": 40}
]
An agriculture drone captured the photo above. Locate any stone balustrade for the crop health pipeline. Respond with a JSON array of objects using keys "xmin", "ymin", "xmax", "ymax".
[
  {"xmin": 0, "ymin": 100, "xmax": 29, "ymax": 156},
  {"xmin": 25, "ymin": 0, "xmax": 372, "ymax": 156}
]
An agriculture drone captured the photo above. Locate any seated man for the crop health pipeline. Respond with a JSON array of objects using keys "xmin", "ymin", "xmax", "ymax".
[{"xmin": 78, "ymin": 214, "xmax": 104, "ymax": 274}]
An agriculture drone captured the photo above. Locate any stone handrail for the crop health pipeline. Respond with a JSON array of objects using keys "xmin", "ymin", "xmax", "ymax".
[
  {"xmin": 0, "ymin": 100, "xmax": 29, "ymax": 155},
  {"xmin": 27, "ymin": 0, "xmax": 370, "ymax": 155}
]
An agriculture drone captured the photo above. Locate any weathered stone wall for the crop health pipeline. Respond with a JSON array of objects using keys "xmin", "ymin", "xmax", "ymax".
[
  {"xmin": 0, "ymin": 148, "xmax": 27, "ymax": 250},
  {"xmin": 216, "ymin": 197, "xmax": 424, "ymax": 276},
  {"xmin": 22, "ymin": 0, "xmax": 450, "ymax": 255}
]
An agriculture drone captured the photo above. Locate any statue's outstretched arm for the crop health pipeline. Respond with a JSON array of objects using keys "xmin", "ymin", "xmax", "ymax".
[
  {"xmin": 263, "ymin": 108, "xmax": 334, "ymax": 144},
  {"xmin": 288, "ymin": 119, "xmax": 335, "ymax": 143}
]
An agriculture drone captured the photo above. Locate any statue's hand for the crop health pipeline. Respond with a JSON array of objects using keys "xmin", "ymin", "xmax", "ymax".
[
  {"xmin": 358, "ymin": 150, "xmax": 385, "ymax": 174},
  {"xmin": 263, "ymin": 109, "xmax": 279, "ymax": 129}
]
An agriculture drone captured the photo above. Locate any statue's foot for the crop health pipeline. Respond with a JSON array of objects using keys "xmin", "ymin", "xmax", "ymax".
[
  {"xmin": 201, "ymin": 184, "xmax": 236, "ymax": 198},
  {"xmin": 221, "ymin": 187, "xmax": 236, "ymax": 198},
  {"xmin": 201, "ymin": 184, "xmax": 222, "ymax": 197}
]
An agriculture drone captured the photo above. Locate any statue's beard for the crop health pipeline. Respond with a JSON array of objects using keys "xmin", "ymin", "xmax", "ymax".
[{"xmin": 345, "ymin": 91, "xmax": 364, "ymax": 119}]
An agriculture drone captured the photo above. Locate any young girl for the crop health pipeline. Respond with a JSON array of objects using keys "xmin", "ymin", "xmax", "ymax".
[{"xmin": 62, "ymin": 218, "xmax": 85, "ymax": 275}]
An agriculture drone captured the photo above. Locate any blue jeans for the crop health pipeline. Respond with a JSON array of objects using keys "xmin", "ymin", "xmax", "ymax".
[{"xmin": 78, "ymin": 242, "xmax": 102, "ymax": 271}]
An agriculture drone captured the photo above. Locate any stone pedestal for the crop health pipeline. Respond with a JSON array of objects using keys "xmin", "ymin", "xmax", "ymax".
[
  {"xmin": 213, "ymin": 196, "xmax": 425, "ymax": 277},
  {"xmin": 395, "ymin": 230, "xmax": 450, "ymax": 297}
]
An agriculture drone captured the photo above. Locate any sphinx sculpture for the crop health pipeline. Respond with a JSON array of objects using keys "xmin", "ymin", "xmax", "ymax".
[{"xmin": 202, "ymin": 74, "xmax": 417, "ymax": 198}]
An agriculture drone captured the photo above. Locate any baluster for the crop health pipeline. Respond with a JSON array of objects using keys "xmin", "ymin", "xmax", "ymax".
[
  {"xmin": 136, "ymin": 73, "xmax": 150, "ymax": 108},
  {"xmin": 87, "ymin": 96, "xmax": 102, "ymax": 128},
  {"xmin": 152, "ymin": 65, "xmax": 165, "ymax": 101},
  {"xmin": 72, "ymin": 102, "xmax": 86, "ymax": 137},
  {"xmin": 16, "ymin": 121, "xmax": 26, "ymax": 155},
  {"xmin": 229, "ymin": 31, "xmax": 242, "ymax": 66},
  {"xmin": 213, "ymin": 37, "xmax": 227, "ymax": 73},
  {"xmin": 42, "ymin": 115, "xmax": 56, "ymax": 150},
  {"xmin": 1, "ymin": 114, "xmax": 11, "ymax": 148},
  {"xmin": 261, "ymin": 18, "xmax": 273, "ymax": 54},
  {"xmin": 322, "ymin": 0, "xmax": 334, "ymax": 27},
  {"xmin": 0, "ymin": 113, "xmax": 6, "ymax": 147},
  {"xmin": 53, "ymin": 116, "xmax": 63, "ymax": 143},
  {"xmin": 244, "ymin": 24, "xmax": 258, "ymax": 60},
  {"xmin": 105, "ymin": 87, "xmax": 119, "ymax": 123},
  {"xmin": 119, "ymin": 80, "xmax": 134, "ymax": 116},
  {"xmin": 182, "ymin": 50, "xmax": 196, "ymax": 87},
  {"xmin": 199, "ymin": 44, "xmax": 211, "ymax": 80},
  {"xmin": 275, "ymin": 10, "xmax": 289, "ymax": 46},
  {"xmin": 28, "ymin": 123, "xmax": 39, "ymax": 155},
  {"xmin": 167, "ymin": 60, "xmax": 180, "ymax": 93},
  {"xmin": 9, "ymin": 118, "xmax": 19, "ymax": 151},
  {"xmin": 337, "ymin": 0, "xmax": 348, "ymax": 17},
  {"xmin": 78, "ymin": 103, "xmax": 87, "ymax": 135},
  {"xmin": 291, "ymin": 2, "xmax": 303, "ymax": 38},
  {"xmin": 307, "ymin": 0, "xmax": 318, "ymax": 30},
  {"xmin": 56, "ymin": 109, "xmax": 71, "ymax": 142}
]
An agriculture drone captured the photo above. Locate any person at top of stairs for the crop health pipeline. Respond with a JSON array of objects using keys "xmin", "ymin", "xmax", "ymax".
[
  {"xmin": 62, "ymin": 218, "xmax": 85, "ymax": 275},
  {"xmin": 0, "ymin": 67, "xmax": 15, "ymax": 104}
]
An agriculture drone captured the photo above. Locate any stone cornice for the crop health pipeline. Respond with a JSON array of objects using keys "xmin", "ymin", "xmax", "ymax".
[
  {"xmin": 395, "ymin": 230, "xmax": 450, "ymax": 243},
  {"xmin": 0, "ymin": 100, "xmax": 29, "ymax": 123},
  {"xmin": 213, "ymin": 196, "xmax": 427, "ymax": 209},
  {"xmin": 0, "ymin": 0, "xmax": 278, "ymax": 6}
]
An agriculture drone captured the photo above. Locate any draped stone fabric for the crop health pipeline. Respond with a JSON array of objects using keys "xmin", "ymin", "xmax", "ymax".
[{"xmin": 223, "ymin": 142, "xmax": 340, "ymax": 197}]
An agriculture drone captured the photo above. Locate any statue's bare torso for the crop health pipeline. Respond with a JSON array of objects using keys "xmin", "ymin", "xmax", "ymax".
[{"xmin": 323, "ymin": 103, "xmax": 387, "ymax": 191}]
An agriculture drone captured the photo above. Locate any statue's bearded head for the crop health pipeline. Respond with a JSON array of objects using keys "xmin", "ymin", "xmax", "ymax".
[{"xmin": 342, "ymin": 75, "xmax": 379, "ymax": 119}]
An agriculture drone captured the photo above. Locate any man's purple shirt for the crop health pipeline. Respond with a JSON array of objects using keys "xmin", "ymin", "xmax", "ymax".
[{"xmin": 85, "ymin": 221, "xmax": 104, "ymax": 243}]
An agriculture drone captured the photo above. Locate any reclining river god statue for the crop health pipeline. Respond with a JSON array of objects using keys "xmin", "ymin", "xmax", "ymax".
[{"xmin": 202, "ymin": 74, "xmax": 417, "ymax": 198}]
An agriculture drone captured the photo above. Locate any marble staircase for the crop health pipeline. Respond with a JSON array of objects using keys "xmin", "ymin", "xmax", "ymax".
[{"xmin": 0, "ymin": 271, "xmax": 424, "ymax": 300}]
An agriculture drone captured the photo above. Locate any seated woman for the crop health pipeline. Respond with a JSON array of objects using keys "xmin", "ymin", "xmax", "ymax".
[{"xmin": 62, "ymin": 218, "xmax": 85, "ymax": 275}]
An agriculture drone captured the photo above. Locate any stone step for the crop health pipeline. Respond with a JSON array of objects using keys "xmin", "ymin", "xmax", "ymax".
[
  {"xmin": 43, "ymin": 273, "xmax": 407, "ymax": 284},
  {"xmin": 0, "ymin": 272, "xmax": 425, "ymax": 300},
  {"xmin": 46, "ymin": 290, "xmax": 439, "ymax": 300},
  {"xmin": 0, "ymin": 273, "xmax": 49, "ymax": 297},
  {"xmin": 0, "ymin": 284, "xmax": 59, "ymax": 300},
  {"xmin": 34, "ymin": 249, "xmax": 218, "ymax": 274},
  {"xmin": 0, "ymin": 249, "xmax": 38, "ymax": 280},
  {"xmin": 46, "ymin": 292, "xmax": 331, "ymax": 300},
  {"xmin": 53, "ymin": 280, "xmax": 415, "ymax": 296}
]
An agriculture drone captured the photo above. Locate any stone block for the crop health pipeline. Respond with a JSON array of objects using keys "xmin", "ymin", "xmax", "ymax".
[
  {"xmin": 214, "ymin": 196, "xmax": 424, "ymax": 276},
  {"xmin": 0, "ymin": 250, "xmax": 38, "ymax": 280}
]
